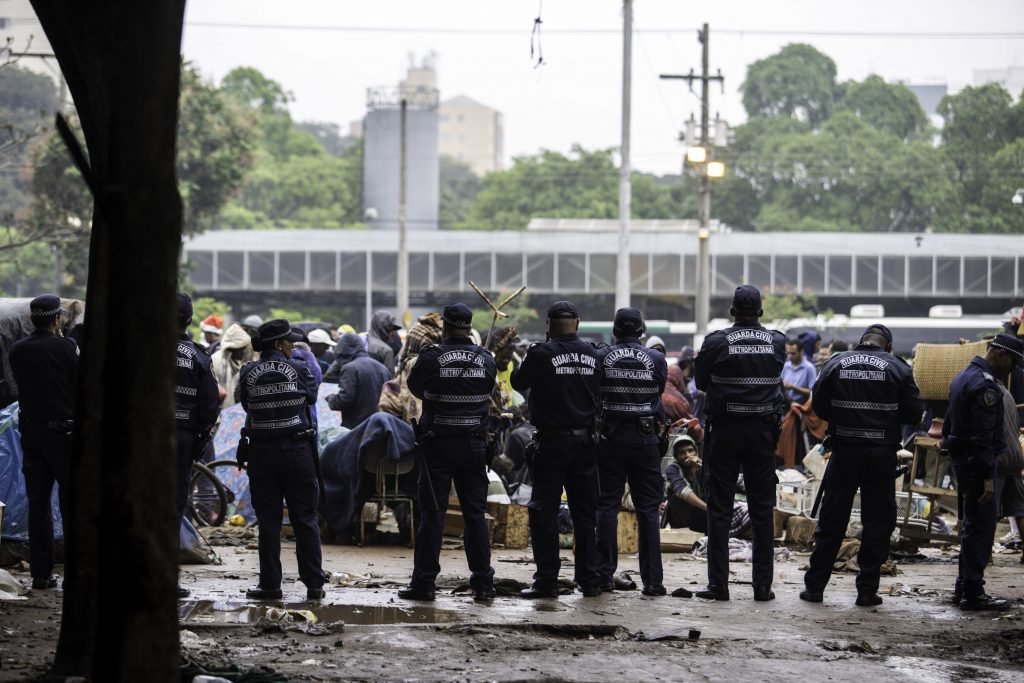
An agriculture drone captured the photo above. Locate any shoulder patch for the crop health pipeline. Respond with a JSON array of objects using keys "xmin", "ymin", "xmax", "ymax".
[
  {"xmin": 981, "ymin": 388, "xmax": 998, "ymax": 407},
  {"xmin": 982, "ymin": 372, "xmax": 995, "ymax": 382}
]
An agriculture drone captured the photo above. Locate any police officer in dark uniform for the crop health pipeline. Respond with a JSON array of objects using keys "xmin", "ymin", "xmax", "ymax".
[
  {"xmin": 239, "ymin": 319, "xmax": 325, "ymax": 601},
  {"xmin": 943, "ymin": 333, "xmax": 1024, "ymax": 611},
  {"xmin": 800, "ymin": 324, "xmax": 923, "ymax": 606},
  {"xmin": 694, "ymin": 285, "xmax": 786, "ymax": 602},
  {"xmin": 9, "ymin": 294, "xmax": 78, "ymax": 590},
  {"xmin": 595, "ymin": 307, "xmax": 668, "ymax": 596},
  {"xmin": 398, "ymin": 303, "xmax": 498, "ymax": 602},
  {"xmin": 173, "ymin": 294, "xmax": 220, "ymax": 598},
  {"xmin": 511, "ymin": 300, "xmax": 603, "ymax": 598}
]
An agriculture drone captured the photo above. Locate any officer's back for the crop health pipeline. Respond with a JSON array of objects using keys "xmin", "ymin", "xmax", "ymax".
[
  {"xmin": 409, "ymin": 316, "xmax": 496, "ymax": 435},
  {"xmin": 239, "ymin": 325, "xmax": 318, "ymax": 438},
  {"xmin": 512, "ymin": 301, "xmax": 600, "ymax": 428},
  {"xmin": 813, "ymin": 324, "xmax": 923, "ymax": 443},
  {"xmin": 694, "ymin": 287, "xmax": 786, "ymax": 421},
  {"xmin": 10, "ymin": 299, "xmax": 78, "ymax": 426},
  {"xmin": 597, "ymin": 310, "xmax": 667, "ymax": 424}
]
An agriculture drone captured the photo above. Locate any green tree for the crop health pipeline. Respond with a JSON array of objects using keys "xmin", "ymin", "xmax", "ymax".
[
  {"xmin": 975, "ymin": 137, "xmax": 1024, "ymax": 234},
  {"xmin": 177, "ymin": 64, "xmax": 257, "ymax": 234},
  {"xmin": 463, "ymin": 146, "xmax": 618, "ymax": 229},
  {"xmin": 0, "ymin": 65, "xmax": 60, "ymax": 223},
  {"xmin": 741, "ymin": 44, "xmax": 838, "ymax": 128},
  {"xmin": 439, "ymin": 155, "xmax": 482, "ymax": 229},
  {"xmin": 837, "ymin": 75, "xmax": 930, "ymax": 141},
  {"xmin": 937, "ymin": 83, "xmax": 1017, "ymax": 216}
]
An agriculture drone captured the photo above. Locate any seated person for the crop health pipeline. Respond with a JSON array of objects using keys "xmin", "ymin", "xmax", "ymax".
[{"xmin": 663, "ymin": 434, "xmax": 707, "ymax": 534}]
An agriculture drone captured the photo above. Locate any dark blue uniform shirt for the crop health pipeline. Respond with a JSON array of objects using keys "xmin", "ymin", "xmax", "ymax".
[
  {"xmin": 596, "ymin": 339, "xmax": 667, "ymax": 420},
  {"xmin": 239, "ymin": 349, "xmax": 318, "ymax": 438},
  {"xmin": 511, "ymin": 333, "xmax": 601, "ymax": 429},
  {"xmin": 408, "ymin": 337, "xmax": 497, "ymax": 434},
  {"xmin": 9, "ymin": 329, "xmax": 78, "ymax": 425},
  {"xmin": 812, "ymin": 343, "xmax": 923, "ymax": 446},
  {"xmin": 175, "ymin": 333, "xmax": 220, "ymax": 434},
  {"xmin": 943, "ymin": 356, "xmax": 1005, "ymax": 480},
  {"xmin": 694, "ymin": 322, "xmax": 786, "ymax": 420}
]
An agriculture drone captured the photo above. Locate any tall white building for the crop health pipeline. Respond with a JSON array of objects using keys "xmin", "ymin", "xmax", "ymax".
[
  {"xmin": 438, "ymin": 95, "xmax": 504, "ymax": 177},
  {"xmin": 973, "ymin": 66, "xmax": 1024, "ymax": 98}
]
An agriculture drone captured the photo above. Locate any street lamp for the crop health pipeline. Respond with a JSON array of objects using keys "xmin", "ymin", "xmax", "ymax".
[
  {"xmin": 686, "ymin": 146, "xmax": 707, "ymax": 164},
  {"xmin": 1012, "ymin": 188, "xmax": 1024, "ymax": 206}
]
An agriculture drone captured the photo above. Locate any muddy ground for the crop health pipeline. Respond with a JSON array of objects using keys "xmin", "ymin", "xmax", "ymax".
[{"xmin": 2, "ymin": 539, "xmax": 1024, "ymax": 682}]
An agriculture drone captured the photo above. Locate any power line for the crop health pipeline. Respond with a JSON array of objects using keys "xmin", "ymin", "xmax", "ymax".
[{"xmin": 183, "ymin": 21, "xmax": 1024, "ymax": 40}]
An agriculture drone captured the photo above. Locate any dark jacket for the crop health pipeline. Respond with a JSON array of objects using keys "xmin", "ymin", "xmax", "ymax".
[
  {"xmin": 694, "ymin": 321, "xmax": 786, "ymax": 420},
  {"xmin": 597, "ymin": 338, "xmax": 667, "ymax": 421},
  {"xmin": 511, "ymin": 333, "xmax": 601, "ymax": 430},
  {"xmin": 174, "ymin": 333, "xmax": 220, "ymax": 435},
  {"xmin": 942, "ymin": 356, "xmax": 1005, "ymax": 480},
  {"xmin": 239, "ymin": 349, "xmax": 318, "ymax": 440},
  {"xmin": 812, "ymin": 343, "xmax": 923, "ymax": 447},
  {"xmin": 368, "ymin": 311, "xmax": 398, "ymax": 377},
  {"xmin": 327, "ymin": 333, "xmax": 391, "ymax": 429},
  {"xmin": 407, "ymin": 336, "xmax": 497, "ymax": 435},
  {"xmin": 9, "ymin": 329, "xmax": 79, "ymax": 426}
]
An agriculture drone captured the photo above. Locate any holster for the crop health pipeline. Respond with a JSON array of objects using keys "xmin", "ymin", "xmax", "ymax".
[
  {"xmin": 524, "ymin": 432, "xmax": 539, "ymax": 477},
  {"xmin": 307, "ymin": 430, "xmax": 327, "ymax": 506},
  {"xmin": 592, "ymin": 413, "xmax": 606, "ymax": 446},
  {"xmin": 235, "ymin": 428, "xmax": 250, "ymax": 470},
  {"xmin": 637, "ymin": 416, "xmax": 656, "ymax": 436},
  {"xmin": 485, "ymin": 430, "xmax": 499, "ymax": 468}
]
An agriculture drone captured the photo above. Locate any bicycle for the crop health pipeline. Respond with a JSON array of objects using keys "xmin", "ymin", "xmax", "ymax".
[{"xmin": 188, "ymin": 460, "xmax": 235, "ymax": 527}]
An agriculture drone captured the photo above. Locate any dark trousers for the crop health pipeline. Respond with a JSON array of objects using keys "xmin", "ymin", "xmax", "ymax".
[
  {"xmin": 248, "ymin": 441, "xmax": 324, "ymax": 590},
  {"xmin": 595, "ymin": 431, "xmax": 663, "ymax": 588},
  {"xmin": 411, "ymin": 435, "xmax": 494, "ymax": 590},
  {"xmin": 704, "ymin": 418, "xmax": 777, "ymax": 589},
  {"xmin": 175, "ymin": 430, "xmax": 196, "ymax": 525},
  {"xmin": 804, "ymin": 447, "xmax": 897, "ymax": 596},
  {"xmin": 20, "ymin": 426, "xmax": 70, "ymax": 579},
  {"xmin": 528, "ymin": 433, "xmax": 599, "ymax": 591},
  {"xmin": 952, "ymin": 459, "xmax": 997, "ymax": 598}
]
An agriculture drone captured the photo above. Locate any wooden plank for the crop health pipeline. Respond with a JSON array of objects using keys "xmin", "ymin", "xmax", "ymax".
[
  {"xmin": 617, "ymin": 510, "xmax": 639, "ymax": 554},
  {"xmin": 660, "ymin": 528, "xmax": 703, "ymax": 553}
]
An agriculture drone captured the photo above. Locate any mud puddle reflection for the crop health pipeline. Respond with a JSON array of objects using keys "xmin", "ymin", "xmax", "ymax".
[{"xmin": 179, "ymin": 600, "xmax": 462, "ymax": 626}]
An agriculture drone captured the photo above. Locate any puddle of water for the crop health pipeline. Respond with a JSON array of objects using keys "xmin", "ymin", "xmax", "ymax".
[
  {"xmin": 178, "ymin": 600, "xmax": 462, "ymax": 626},
  {"xmin": 884, "ymin": 656, "xmax": 1015, "ymax": 683}
]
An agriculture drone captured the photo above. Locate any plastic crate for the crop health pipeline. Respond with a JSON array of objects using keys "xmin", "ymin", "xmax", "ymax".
[
  {"xmin": 850, "ymin": 490, "xmax": 926, "ymax": 519},
  {"xmin": 776, "ymin": 479, "xmax": 817, "ymax": 515}
]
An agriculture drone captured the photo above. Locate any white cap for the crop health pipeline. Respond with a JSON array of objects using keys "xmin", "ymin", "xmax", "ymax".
[{"xmin": 307, "ymin": 329, "xmax": 335, "ymax": 346}]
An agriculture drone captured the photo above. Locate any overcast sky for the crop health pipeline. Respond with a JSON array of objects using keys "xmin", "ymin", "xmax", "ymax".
[{"xmin": 177, "ymin": 1, "xmax": 1024, "ymax": 175}]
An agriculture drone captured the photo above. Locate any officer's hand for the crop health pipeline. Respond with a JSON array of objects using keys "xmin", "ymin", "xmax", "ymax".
[{"xmin": 979, "ymin": 479, "xmax": 995, "ymax": 505}]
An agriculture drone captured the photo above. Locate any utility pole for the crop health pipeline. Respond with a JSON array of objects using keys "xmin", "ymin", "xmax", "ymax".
[
  {"xmin": 396, "ymin": 97, "xmax": 409, "ymax": 324},
  {"xmin": 615, "ymin": 0, "xmax": 633, "ymax": 311},
  {"xmin": 660, "ymin": 23, "xmax": 724, "ymax": 337}
]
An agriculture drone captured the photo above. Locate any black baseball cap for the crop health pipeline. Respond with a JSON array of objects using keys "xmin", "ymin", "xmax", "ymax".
[
  {"xmin": 861, "ymin": 324, "xmax": 893, "ymax": 344},
  {"xmin": 732, "ymin": 285, "xmax": 762, "ymax": 314},
  {"xmin": 547, "ymin": 300, "xmax": 579, "ymax": 319},
  {"xmin": 441, "ymin": 302, "xmax": 473, "ymax": 329},
  {"xmin": 991, "ymin": 333, "xmax": 1024, "ymax": 368},
  {"xmin": 613, "ymin": 307, "xmax": 645, "ymax": 338},
  {"xmin": 176, "ymin": 293, "xmax": 193, "ymax": 323},
  {"xmin": 29, "ymin": 294, "xmax": 63, "ymax": 319},
  {"xmin": 258, "ymin": 319, "xmax": 304, "ymax": 345}
]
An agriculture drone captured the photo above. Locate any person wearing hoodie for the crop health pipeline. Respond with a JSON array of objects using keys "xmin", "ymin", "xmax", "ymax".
[
  {"xmin": 211, "ymin": 323, "xmax": 254, "ymax": 409},
  {"xmin": 327, "ymin": 333, "xmax": 391, "ymax": 429},
  {"xmin": 367, "ymin": 310, "xmax": 401, "ymax": 377}
]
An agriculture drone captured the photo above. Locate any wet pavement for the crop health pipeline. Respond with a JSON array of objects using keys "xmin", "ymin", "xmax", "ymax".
[{"xmin": 3, "ymin": 542, "xmax": 1024, "ymax": 681}]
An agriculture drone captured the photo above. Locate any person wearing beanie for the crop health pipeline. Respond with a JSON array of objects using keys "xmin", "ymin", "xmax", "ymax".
[
  {"xmin": 694, "ymin": 285, "xmax": 786, "ymax": 603},
  {"xmin": 172, "ymin": 293, "xmax": 220, "ymax": 598},
  {"xmin": 511, "ymin": 299, "xmax": 604, "ymax": 599},
  {"xmin": 199, "ymin": 314, "xmax": 223, "ymax": 355},
  {"xmin": 801, "ymin": 323, "xmax": 923, "ymax": 608},
  {"xmin": 8, "ymin": 295, "xmax": 79, "ymax": 590},
  {"xmin": 594, "ymin": 307, "xmax": 668, "ymax": 596},
  {"xmin": 398, "ymin": 303, "xmax": 497, "ymax": 602}
]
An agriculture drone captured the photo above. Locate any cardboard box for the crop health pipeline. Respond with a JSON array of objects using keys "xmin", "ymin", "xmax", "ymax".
[
  {"xmin": 487, "ymin": 502, "xmax": 530, "ymax": 549},
  {"xmin": 617, "ymin": 510, "xmax": 639, "ymax": 554}
]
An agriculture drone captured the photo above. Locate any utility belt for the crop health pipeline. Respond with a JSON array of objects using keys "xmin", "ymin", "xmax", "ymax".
[
  {"xmin": 252, "ymin": 427, "xmax": 317, "ymax": 445},
  {"xmin": 536, "ymin": 426, "xmax": 591, "ymax": 440},
  {"xmin": 602, "ymin": 415, "xmax": 657, "ymax": 438}
]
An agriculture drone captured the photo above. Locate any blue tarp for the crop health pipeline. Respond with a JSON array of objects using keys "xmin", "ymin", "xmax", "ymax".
[{"xmin": 0, "ymin": 402, "xmax": 63, "ymax": 542}]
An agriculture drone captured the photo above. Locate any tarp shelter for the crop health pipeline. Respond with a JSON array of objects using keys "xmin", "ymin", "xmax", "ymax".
[{"xmin": 210, "ymin": 382, "xmax": 347, "ymax": 524}]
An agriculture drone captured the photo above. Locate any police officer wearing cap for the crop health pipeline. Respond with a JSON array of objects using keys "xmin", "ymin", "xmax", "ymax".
[
  {"xmin": 9, "ymin": 294, "xmax": 78, "ymax": 590},
  {"xmin": 173, "ymin": 294, "xmax": 220, "ymax": 598},
  {"xmin": 511, "ymin": 300, "xmax": 603, "ymax": 598},
  {"xmin": 943, "ymin": 333, "xmax": 1024, "ymax": 611},
  {"xmin": 239, "ymin": 319, "xmax": 325, "ymax": 601},
  {"xmin": 800, "ymin": 324, "xmax": 923, "ymax": 607},
  {"xmin": 398, "ymin": 303, "xmax": 498, "ymax": 602},
  {"xmin": 594, "ymin": 307, "xmax": 668, "ymax": 596},
  {"xmin": 695, "ymin": 285, "xmax": 786, "ymax": 602}
]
